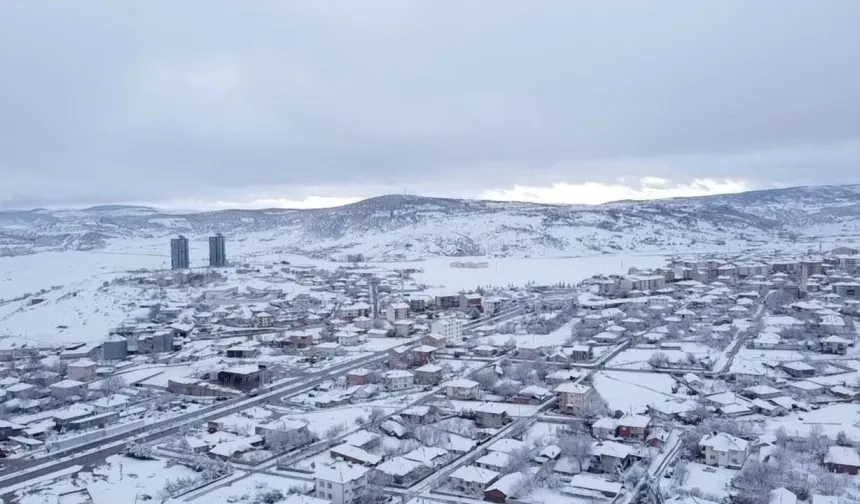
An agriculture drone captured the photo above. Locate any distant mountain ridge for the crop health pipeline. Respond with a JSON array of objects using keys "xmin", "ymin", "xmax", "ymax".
[{"xmin": 2, "ymin": 184, "xmax": 860, "ymax": 259}]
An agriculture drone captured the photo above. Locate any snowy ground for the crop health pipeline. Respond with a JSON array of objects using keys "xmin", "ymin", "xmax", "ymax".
[
  {"xmin": 446, "ymin": 399, "xmax": 543, "ymax": 417},
  {"xmin": 682, "ymin": 462, "xmax": 738, "ymax": 499},
  {"xmin": 183, "ymin": 473, "xmax": 314, "ymax": 504},
  {"xmin": 7, "ymin": 454, "xmax": 199, "ymax": 504},
  {"xmin": 765, "ymin": 403, "xmax": 860, "ymax": 442},
  {"xmin": 607, "ymin": 342, "xmax": 719, "ymax": 370},
  {"xmin": 592, "ymin": 370, "xmax": 685, "ymax": 414}
]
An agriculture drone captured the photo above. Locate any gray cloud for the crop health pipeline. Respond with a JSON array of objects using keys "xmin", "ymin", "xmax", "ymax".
[{"xmin": 1, "ymin": 0, "xmax": 860, "ymax": 208}]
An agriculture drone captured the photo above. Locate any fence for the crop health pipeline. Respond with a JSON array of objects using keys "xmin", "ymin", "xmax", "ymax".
[{"xmin": 46, "ymin": 419, "xmax": 146, "ymax": 452}]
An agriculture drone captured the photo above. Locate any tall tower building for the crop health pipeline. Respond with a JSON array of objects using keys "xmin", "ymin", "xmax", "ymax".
[
  {"xmin": 170, "ymin": 235, "xmax": 190, "ymax": 269},
  {"xmin": 208, "ymin": 233, "xmax": 227, "ymax": 267}
]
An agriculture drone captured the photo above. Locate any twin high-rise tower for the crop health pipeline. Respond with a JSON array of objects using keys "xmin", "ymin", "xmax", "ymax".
[
  {"xmin": 208, "ymin": 233, "xmax": 227, "ymax": 267},
  {"xmin": 170, "ymin": 235, "xmax": 190, "ymax": 269},
  {"xmin": 169, "ymin": 233, "xmax": 227, "ymax": 269}
]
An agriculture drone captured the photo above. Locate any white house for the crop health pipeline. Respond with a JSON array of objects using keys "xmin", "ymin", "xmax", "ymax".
[
  {"xmin": 314, "ymin": 462, "xmax": 370, "ymax": 504},
  {"xmin": 445, "ymin": 379, "xmax": 480, "ymax": 399},
  {"xmin": 50, "ymin": 379, "xmax": 88, "ymax": 400},
  {"xmin": 449, "ymin": 465, "xmax": 500, "ymax": 496},
  {"xmin": 699, "ymin": 432, "xmax": 749, "ymax": 469},
  {"xmin": 67, "ymin": 359, "xmax": 97, "ymax": 381},
  {"xmin": 431, "ymin": 318, "xmax": 464, "ymax": 345},
  {"xmin": 383, "ymin": 370, "xmax": 414, "ymax": 391}
]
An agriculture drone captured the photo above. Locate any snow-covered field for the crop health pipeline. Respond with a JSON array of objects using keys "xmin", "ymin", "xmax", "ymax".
[
  {"xmin": 765, "ymin": 403, "xmax": 860, "ymax": 442},
  {"xmin": 683, "ymin": 462, "xmax": 738, "ymax": 499},
  {"xmin": 607, "ymin": 343, "xmax": 719, "ymax": 370},
  {"xmin": 183, "ymin": 473, "xmax": 314, "ymax": 504},
  {"xmin": 592, "ymin": 370, "xmax": 685, "ymax": 414}
]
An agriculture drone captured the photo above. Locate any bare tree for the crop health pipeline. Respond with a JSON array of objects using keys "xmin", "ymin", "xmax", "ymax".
[
  {"xmin": 504, "ymin": 446, "xmax": 534, "ymax": 474},
  {"xmin": 368, "ymin": 407, "xmax": 387, "ymax": 425},
  {"xmin": 265, "ymin": 425, "xmax": 313, "ymax": 453},
  {"xmin": 472, "ymin": 369, "xmax": 499, "ymax": 390},
  {"xmin": 324, "ymin": 423, "xmax": 346, "ymax": 440},
  {"xmin": 648, "ymin": 352, "xmax": 670, "ymax": 369},
  {"xmin": 358, "ymin": 472, "xmax": 393, "ymax": 504},
  {"xmin": 558, "ymin": 433, "xmax": 593, "ymax": 472},
  {"xmin": 101, "ymin": 374, "xmax": 127, "ymax": 395}
]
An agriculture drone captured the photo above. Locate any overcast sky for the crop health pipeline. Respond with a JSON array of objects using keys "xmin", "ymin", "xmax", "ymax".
[{"xmin": 2, "ymin": 1, "xmax": 860, "ymax": 210}]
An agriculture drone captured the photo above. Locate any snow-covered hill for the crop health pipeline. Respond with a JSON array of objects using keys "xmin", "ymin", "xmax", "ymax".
[{"xmin": 3, "ymin": 185, "xmax": 860, "ymax": 260}]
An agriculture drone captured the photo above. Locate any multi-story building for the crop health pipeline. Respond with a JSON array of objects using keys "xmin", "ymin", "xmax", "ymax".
[
  {"xmin": 383, "ymin": 370, "xmax": 414, "ymax": 391},
  {"xmin": 170, "ymin": 235, "xmax": 190, "ymax": 269},
  {"xmin": 555, "ymin": 383, "xmax": 596, "ymax": 415},
  {"xmin": 699, "ymin": 432, "xmax": 749, "ymax": 469},
  {"xmin": 314, "ymin": 462, "xmax": 370, "ymax": 504},
  {"xmin": 386, "ymin": 302, "xmax": 410, "ymax": 323},
  {"xmin": 208, "ymin": 233, "xmax": 227, "ymax": 267},
  {"xmin": 431, "ymin": 318, "xmax": 464, "ymax": 345}
]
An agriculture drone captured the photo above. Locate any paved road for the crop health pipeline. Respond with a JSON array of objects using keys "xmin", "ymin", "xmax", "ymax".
[{"xmin": 717, "ymin": 290, "xmax": 774, "ymax": 374}]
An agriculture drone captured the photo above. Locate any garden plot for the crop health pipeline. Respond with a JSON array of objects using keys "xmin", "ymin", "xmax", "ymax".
[
  {"xmin": 765, "ymin": 403, "xmax": 860, "ymax": 442},
  {"xmin": 283, "ymin": 405, "xmax": 401, "ymax": 437},
  {"xmin": 592, "ymin": 371, "xmax": 684, "ymax": 414},
  {"xmin": 186, "ymin": 473, "xmax": 314, "ymax": 504},
  {"xmin": 607, "ymin": 343, "xmax": 718, "ymax": 370},
  {"xmin": 682, "ymin": 462, "xmax": 738, "ymax": 499},
  {"xmin": 447, "ymin": 400, "xmax": 543, "ymax": 417}
]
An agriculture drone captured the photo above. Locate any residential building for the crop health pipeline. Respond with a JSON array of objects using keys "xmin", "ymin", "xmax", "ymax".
[
  {"xmin": 347, "ymin": 369, "xmax": 372, "ymax": 387},
  {"xmin": 216, "ymin": 365, "xmax": 263, "ymax": 391},
  {"xmin": 555, "ymin": 383, "xmax": 595, "ymax": 415},
  {"xmin": 386, "ymin": 302, "xmax": 410, "ymax": 323},
  {"xmin": 383, "ymin": 370, "xmax": 414, "ymax": 391},
  {"xmin": 208, "ymin": 233, "xmax": 227, "ymax": 267},
  {"xmin": 781, "ymin": 361, "xmax": 816, "ymax": 378},
  {"xmin": 400, "ymin": 405, "xmax": 437, "ymax": 425},
  {"xmin": 449, "ymin": 465, "xmax": 499, "ymax": 497},
  {"xmin": 592, "ymin": 441, "xmax": 634, "ymax": 472},
  {"xmin": 699, "ymin": 432, "xmax": 749, "ymax": 469},
  {"xmin": 170, "ymin": 235, "xmax": 190, "ymax": 270},
  {"xmin": 375, "ymin": 456, "xmax": 425, "ymax": 484},
  {"xmin": 50, "ymin": 379, "xmax": 88, "ymax": 400},
  {"xmin": 825, "ymin": 446, "xmax": 860, "ymax": 475},
  {"xmin": 256, "ymin": 419, "xmax": 312, "ymax": 451},
  {"xmin": 482, "ymin": 297, "xmax": 503, "ymax": 316},
  {"xmin": 330, "ymin": 443, "xmax": 382, "ymax": 467},
  {"xmin": 66, "ymin": 359, "xmax": 97, "ymax": 381},
  {"xmin": 314, "ymin": 462, "xmax": 370, "ymax": 504},
  {"xmin": 472, "ymin": 402, "xmax": 509, "ymax": 428},
  {"xmin": 821, "ymin": 335, "xmax": 851, "ymax": 355},
  {"xmin": 435, "ymin": 294, "xmax": 459, "ymax": 310},
  {"xmin": 410, "ymin": 345, "xmax": 437, "ymax": 366},
  {"xmin": 414, "ymin": 363, "xmax": 444, "ymax": 385},
  {"xmin": 445, "ymin": 379, "xmax": 480, "ymax": 400},
  {"xmin": 616, "ymin": 415, "xmax": 651, "ymax": 440},
  {"xmin": 431, "ymin": 318, "xmax": 464, "ymax": 345},
  {"xmin": 459, "ymin": 293, "xmax": 483, "ymax": 312},
  {"xmin": 832, "ymin": 282, "xmax": 860, "ymax": 298}
]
